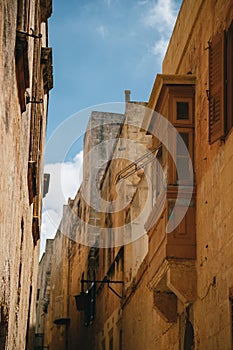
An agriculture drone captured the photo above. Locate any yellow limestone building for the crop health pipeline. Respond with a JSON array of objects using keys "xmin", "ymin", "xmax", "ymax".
[
  {"xmin": 37, "ymin": 0, "xmax": 233, "ymax": 349},
  {"xmin": 0, "ymin": 0, "xmax": 53, "ymax": 349},
  {"xmin": 122, "ymin": 0, "xmax": 233, "ymax": 349}
]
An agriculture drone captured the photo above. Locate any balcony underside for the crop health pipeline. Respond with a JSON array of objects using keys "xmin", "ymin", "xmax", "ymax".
[{"xmin": 148, "ymin": 259, "xmax": 196, "ymax": 322}]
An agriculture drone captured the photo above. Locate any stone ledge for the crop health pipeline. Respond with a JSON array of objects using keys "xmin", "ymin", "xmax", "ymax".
[{"xmin": 148, "ymin": 259, "xmax": 196, "ymax": 321}]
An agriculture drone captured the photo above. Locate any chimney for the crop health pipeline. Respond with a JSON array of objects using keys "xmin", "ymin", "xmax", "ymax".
[{"xmin": 124, "ymin": 90, "xmax": 131, "ymax": 103}]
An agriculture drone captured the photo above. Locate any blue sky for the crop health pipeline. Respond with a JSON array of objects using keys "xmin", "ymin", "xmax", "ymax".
[
  {"xmin": 47, "ymin": 0, "xmax": 182, "ymax": 142},
  {"xmin": 41, "ymin": 0, "xmax": 182, "ymax": 255}
]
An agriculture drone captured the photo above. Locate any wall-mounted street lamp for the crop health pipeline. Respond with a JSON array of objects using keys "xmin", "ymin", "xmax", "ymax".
[{"xmin": 74, "ymin": 275, "xmax": 124, "ymax": 327}]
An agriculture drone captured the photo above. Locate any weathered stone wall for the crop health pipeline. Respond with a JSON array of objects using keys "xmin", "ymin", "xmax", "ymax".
[
  {"xmin": 83, "ymin": 111, "xmax": 125, "ymax": 246},
  {"xmin": 122, "ymin": 261, "xmax": 184, "ymax": 350},
  {"xmin": 163, "ymin": 0, "xmax": 233, "ymax": 348},
  {"xmin": 38, "ymin": 102, "xmax": 152, "ymax": 350},
  {"xmin": 37, "ymin": 1, "xmax": 233, "ymax": 349},
  {"xmin": 36, "ymin": 239, "xmax": 54, "ymax": 336},
  {"xmin": 0, "ymin": 0, "xmax": 52, "ymax": 348},
  {"xmin": 122, "ymin": 1, "xmax": 233, "ymax": 349},
  {"xmin": 79, "ymin": 101, "xmax": 152, "ymax": 350}
]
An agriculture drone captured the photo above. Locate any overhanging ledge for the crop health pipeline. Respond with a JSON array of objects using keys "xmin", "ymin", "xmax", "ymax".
[
  {"xmin": 141, "ymin": 74, "xmax": 196, "ymax": 133},
  {"xmin": 148, "ymin": 259, "xmax": 196, "ymax": 322}
]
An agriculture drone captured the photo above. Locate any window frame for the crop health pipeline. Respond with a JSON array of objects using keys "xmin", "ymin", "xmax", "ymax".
[
  {"xmin": 168, "ymin": 128, "xmax": 194, "ymax": 186},
  {"xmin": 168, "ymin": 85, "xmax": 194, "ymax": 127},
  {"xmin": 172, "ymin": 96, "xmax": 193, "ymax": 126}
]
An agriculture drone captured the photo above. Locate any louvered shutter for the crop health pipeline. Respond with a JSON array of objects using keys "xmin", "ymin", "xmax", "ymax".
[
  {"xmin": 226, "ymin": 21, "xmax": 233, "ymax": 132},
  {"xmin": 15, "ymin": 32, "xmax": 30, "ymax": 113},
  {"xmin": 209, "ymin": 32, "xmax": 225, "ymax": 143},
  {"xmin": 41, "ymin": 47, "xmax": 53, "ymax": 93}
]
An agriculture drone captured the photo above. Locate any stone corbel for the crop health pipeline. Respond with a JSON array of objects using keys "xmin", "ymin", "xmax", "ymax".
[
  {"xmin": 148, "ymin": 259, "xmax": 196, "ymax": 322},
  {"xmin": 40, "ymin": 0, "xmax": 52, "ymax": 22},
  {"xmin": 154, "ymin": 291, "xmax": 177, "ymax": 323},
  {"xmin": 166, "ymin": 260, "xmax": 197, "ymax": 304}
]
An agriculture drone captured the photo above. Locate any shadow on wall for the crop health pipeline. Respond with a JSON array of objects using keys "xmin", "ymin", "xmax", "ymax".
[{"xmin": 0, "ymin": 319, "xmax": 7, "ymax": 350}]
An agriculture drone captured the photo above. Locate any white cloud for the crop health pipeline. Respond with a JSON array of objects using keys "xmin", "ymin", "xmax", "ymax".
[
  {"xmin": 143, "ymin": 0, "xmax": 178, "ymax": 33},
  {"xmin": 151, "ymin": 37, "xmax": 168, "ymax": 57},
  {"xmin": 40, "ymin": 150, "xmax": 83, "ymax": 256},
  {"xmin": 140, "ymin": 0, "xmax": 180, "ymax": 64},
  {"xmin": 97, "ymin": 24, "xmax": 108, "ymax": 38}
]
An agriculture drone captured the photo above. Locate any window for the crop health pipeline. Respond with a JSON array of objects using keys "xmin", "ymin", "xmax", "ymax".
[
  {"xmin": 209, "ymin": 21, "xmax": 233, "ymax": 143},
  {"xmin": 169, "ymin": 129, "xmax": 193, "ymax": 186},
  {"xmin": 158, "ymin": 84, "xmax": 195, "ymax": 186},
  {"xmin": 171, "ymin": 89, "xmax": 194, "ymax": 126},
  {"xmin": 177, "ymin": 102, "xmax": 189, "ymax": 120},
  {"xmin": 176, "ymin": 132, "xmax": 193, "ymax": 185},
  {"xmin": 155, "ymin": 146, "xmax": 166, "ymax": 200}
]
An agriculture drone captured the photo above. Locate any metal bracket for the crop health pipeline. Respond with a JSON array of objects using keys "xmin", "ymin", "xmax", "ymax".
[
  {"xmin": 81, "ymin": 277, "xmax": 124, "ymax": 299},
  {"xmin": 26, "ymin": 96, "xmax": 43, "ymax": 104},
  {"xmin": 16, "ymin": 28, "xmax": 42, "ymax": 39},
  {"xmin": 107, "ymin": 281, "xmax": 123, "ymax": 299},
  {"xmin": 115, "ymin": 143, "xmax": 162, "ymax": 184}
]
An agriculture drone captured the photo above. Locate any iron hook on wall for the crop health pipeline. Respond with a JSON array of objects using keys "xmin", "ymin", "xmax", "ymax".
[
  {"xmin": 26, "ymin": 95, "xmax": 43, "ymax": 104},
  {"xmin": 16, "ymin": 28, "xmax": 42, "ymax": 39}
]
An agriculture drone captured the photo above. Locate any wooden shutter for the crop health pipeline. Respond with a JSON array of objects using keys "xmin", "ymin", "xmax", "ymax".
[
  {"xmin": 15, "ymin": 32, "xmax": 29, "ymax": 113},
  {"xmin": 226, "ymin": 21, "xmax": 233, "ymax": 132},
  {"xmin": 209, "ymin": 32, "xmax": 225, "ymax": 143},
  {"xmin": 41, "ymin": 47, "xmax": 53, "ymax": 93},
  {"xmin": 28, "ymin": 160, "xmax": 37, "ymax": 205}
]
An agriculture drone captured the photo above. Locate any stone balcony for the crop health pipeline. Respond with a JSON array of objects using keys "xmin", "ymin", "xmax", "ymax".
[{"xmin": 145, "ymin": 186, "xmax": 196, "ymax": 322}]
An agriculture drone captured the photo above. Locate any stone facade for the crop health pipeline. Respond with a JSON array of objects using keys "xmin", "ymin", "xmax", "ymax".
[
  {"xmin": 0, "ymin": 1, "xmax": 52, "ymax": 349},
  {"xmin": 91, "ymin": 100, "xmax": 151, "ymax": 350},
  {"xmin": 35, "ymin": 239, "xmax": 54, "ymax": 349},
  {"xmin": 122, "ymin": 1, "xmax": 233, "ymax": 349},
  {"xmin": 164, "ymin": 1, "xmax": 233, "ymax": 348},
  {"xmin": 37, "ymin": 1, "xmax": 233, "ymax": 349},
  {"xmin": 37, "ymin": 110, "xmax": 127, "ymax": 349}
]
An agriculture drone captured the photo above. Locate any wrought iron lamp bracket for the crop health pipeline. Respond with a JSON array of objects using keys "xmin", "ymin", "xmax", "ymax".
[{"xmin": 81, "ymin": 278, "xmax": 124, "ymax": 299}]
